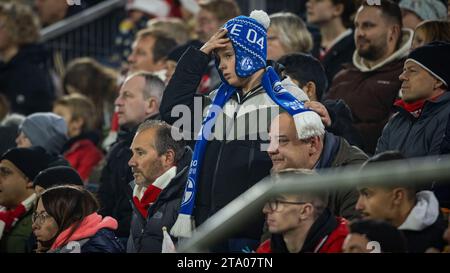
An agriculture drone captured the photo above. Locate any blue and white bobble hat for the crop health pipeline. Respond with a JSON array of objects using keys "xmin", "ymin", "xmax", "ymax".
[{"xmin": 223, "ymin": 10, "xmax": 270, "ymax": 78}]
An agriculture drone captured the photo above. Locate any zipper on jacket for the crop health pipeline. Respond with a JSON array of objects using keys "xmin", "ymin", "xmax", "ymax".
[{"xmin": 209, "ymin": 105, "xmax": 240, "ymax": 216}]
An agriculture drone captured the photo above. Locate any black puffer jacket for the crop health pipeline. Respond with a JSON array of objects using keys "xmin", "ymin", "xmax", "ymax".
[
  {"xmin": 0, "ymin": 44, "xmax": 54, "ymax": 115},
  {"xmin": 376, "ymin": 92, "xmax": 450, "ymax": 157},
  {"xmin": 81, "ymin": 228, "xmax": 125, "ymax": 253},
  {"xmin": 127, "ymin": 147, "xmax": 192, "ymax": 253},
  {"xmin": 97, "ymin": 127, "xmax": 136, "ymax": 239}
]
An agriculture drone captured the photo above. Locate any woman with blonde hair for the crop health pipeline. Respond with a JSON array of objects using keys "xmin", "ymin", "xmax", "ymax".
[{"xmin": 267, "ymin": 12, "xmax": 313, "ymax": 61}]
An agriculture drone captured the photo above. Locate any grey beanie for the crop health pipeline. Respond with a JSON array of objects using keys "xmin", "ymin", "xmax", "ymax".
[
  {"xmin": 20, "ymin": 112, "xmax": 68, "ymax": 155},
  {"xmin": 399, "ymin": 0, "xmax": 447, "ymax": 21}
]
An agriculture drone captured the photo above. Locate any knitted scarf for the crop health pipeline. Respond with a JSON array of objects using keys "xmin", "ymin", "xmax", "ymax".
[
  {"xmin": 0, "ymin": 193, "xmax": 36, "ymax": 240},
  {"xmin": 170, "ymin": 67, "xmax": 324, "ymax": 238}
]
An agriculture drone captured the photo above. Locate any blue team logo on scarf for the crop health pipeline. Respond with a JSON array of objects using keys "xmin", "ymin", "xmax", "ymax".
[
  {"xmin": 181, "ymin": 178, "xmax": 195, "ymax": 206},
  {"xmin": 240, "ymin": 57, "xmax": 254, "ymax": 72}
]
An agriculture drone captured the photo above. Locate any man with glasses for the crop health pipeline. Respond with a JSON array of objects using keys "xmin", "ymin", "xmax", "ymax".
[
  {"xmin": 256, "ymin": 169, "xmax": 349, "ymax": 253},
  {"xmin": 0, "ymin": 147, "xmax": 50, "ymax": 252},
  {"xmin": 267, "ymin": 112, "xmax": 367, "ymax": 220}
]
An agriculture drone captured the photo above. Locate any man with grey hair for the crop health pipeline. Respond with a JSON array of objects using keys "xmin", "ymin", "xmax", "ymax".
[
  {"xmin": 127, "ymin": 120, "xmax": 192, "ymax": 252},
  {"xmin": 98, "ymin": 72, "xmax": 165, "ymax": 247},
  {"xmin": 267, "ymin": 112, "xmax": 367, "ymax": 220}
]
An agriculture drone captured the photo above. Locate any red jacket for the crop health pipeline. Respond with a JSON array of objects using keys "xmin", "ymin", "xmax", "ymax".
[
  {"xmin": 257, "ymin": 217, "xmax": 349, "ymax": 253},
  {"xmin": 64, "ymin": 139, "xmax": 103, "ymax": 181}
]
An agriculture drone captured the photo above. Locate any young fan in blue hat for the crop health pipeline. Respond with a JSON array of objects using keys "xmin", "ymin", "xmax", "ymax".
[{"xmin": 161, "ymin": 10, "xmax": 324, "ymax": 252}]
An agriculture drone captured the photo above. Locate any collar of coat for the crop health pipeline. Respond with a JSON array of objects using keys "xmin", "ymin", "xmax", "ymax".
[{"xmin": 394, "ymin": 92, "xmax": 446, "ymax": 118}]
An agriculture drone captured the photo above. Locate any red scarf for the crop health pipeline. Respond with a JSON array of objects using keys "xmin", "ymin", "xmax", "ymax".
[
  {"xmin": 395, "ymin": 93, "xmax": 444, "ymax": 118},
  {"xmin": 0, "ymin": 193, "xmax": 36, "ymax": 240},
  {"xmin": 132, "ymin": 185, "xmax": 162, "ymax": 218}
]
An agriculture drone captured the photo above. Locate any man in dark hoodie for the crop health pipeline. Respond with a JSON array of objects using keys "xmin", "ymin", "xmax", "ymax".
[
  {"xmin": 0, "ymin": 2, "xmax": 55, "ymax": 115},
  {"xmin": 356, "ymin": 151, "xmax": 447, "ymax": 253},
  {"xmin": 98, "ymin": 72, "xmax": 165, "ymax": 247}
]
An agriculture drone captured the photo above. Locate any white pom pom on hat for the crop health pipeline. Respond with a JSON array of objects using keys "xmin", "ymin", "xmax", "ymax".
[{"xmin": 250, "ymin": 10, "xmax": 270, "ymax": 30}]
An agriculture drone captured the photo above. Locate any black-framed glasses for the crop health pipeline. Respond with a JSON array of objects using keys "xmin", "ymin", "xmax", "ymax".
[
  {"xmin": 32, "ymin": 211, "xmax": 51, "ymax": 226},
  {"xmin": 264, "ymin": 198, "xmax": 308, "ymax": 212}
]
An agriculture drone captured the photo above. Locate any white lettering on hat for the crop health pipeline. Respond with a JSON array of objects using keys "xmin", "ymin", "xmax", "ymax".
[
  {"xmin": 229, "ymin": 23, "xmax": 265, "ymax": 50},
  {"xmin": 230, "ymin": 24, "xmax": 242, "ymax": 36},
  {"xmin": 247, "ymin": 29, "xmax": 258, "ymax": 43},
  {"xmin": 256, "ymin": 36, "xmax": 264, "ymax": 50}
]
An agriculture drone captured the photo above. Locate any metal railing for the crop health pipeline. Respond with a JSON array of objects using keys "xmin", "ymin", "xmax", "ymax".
[
  {"xmin": 178, "ymin": 155, "xmax": 450, "ymax": 252},
  {"xmin": 40, "ymin": 0, "xmax": 127, "ymax": 74}
]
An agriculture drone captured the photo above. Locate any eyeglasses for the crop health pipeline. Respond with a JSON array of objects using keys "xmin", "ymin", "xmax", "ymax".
[
  {"xmin": 32, "ymin": 211, "xmax": 51, "ymax": 226},
  {"xmin": 264, "ymin": 198, "xmax": 308, "ymax": 212}
]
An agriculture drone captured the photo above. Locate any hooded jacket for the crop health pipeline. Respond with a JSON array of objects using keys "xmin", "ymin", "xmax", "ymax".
[
  {"xmin": 127, "ymin": 147, "xmax": 192, "ymax": 253},
  {"xmin": 48, "ymin": 212, "xmax": 123, "ymax": 253},
  {"xmin": 398, "ymin": 191, "xmax": 447, "ymax": 253},
  {"xmin": 160, "ymin": 47, "xmax": 309, "ymax": 242},
  {"xmin": 325, "ymin": 29, "xmax": 413, "ymax": 154},
  {"xmin": 256, "ymin": 209, "xmax": 349, "ymax": 253}
]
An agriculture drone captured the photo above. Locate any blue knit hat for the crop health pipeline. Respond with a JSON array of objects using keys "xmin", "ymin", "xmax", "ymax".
[{"xmin": 223, "ymin": 10, "xmax": 270, "ymax": 78}]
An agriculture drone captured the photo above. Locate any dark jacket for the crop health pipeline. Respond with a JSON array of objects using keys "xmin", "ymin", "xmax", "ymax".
[
  {"xmin": 160, "ymin": 47, "xmax": 307, "ymax": 241},
  {"xmin": 398, "ymin": 191, "xmax": 447, "ymax": 253},
  {"xmin": 257, "ymin": 209, "xmax": 349, "ymax": 253},
  {"xmin": 376, "ymin": 92, "xmax": 450, "ymax": 158},
  {"xmin": 402, "ymin": 219, "xmax": 447, "ymax": 253},
  {"xmin": 0, "ymin": 44, "xmax": 54, "ymax": 115},
  {"xmin": 323, "ymin": 99, "xmax": 364, "ymax": 148},
  {"xmin": 80, "ymin": 228, "xmax": 124, "ymax": 253},
  {"xmin": 0, "ymin": 123, "xmax": 18, "ymax": 156},
  {"xmin": 49, "ymin": 228, "xmax": 124, "ymax": 253},
  {"xmin": 0, "ymin": 210, "xmax": 32, "ymax": 253},
  {"xmin": 326, "ymin": 30, "xmax": 413, "ymax": 154},
  {"xmin": 315, "ymin": 132, "xmax": 367, "ymax": 220},
  {"xmin": 320, "ymin": 30, "xmax": 355, "ymax": 86},
  {"xmin": 127, "ymin": 147, "xmax": 192, "ymax": 253},
  {"xmin": 98, "ymin": 114, "xmax": 160, "ymax": 239},
  {"xmin": 97, "ymin": 127, "xmax": 136, "ymax": 239}
]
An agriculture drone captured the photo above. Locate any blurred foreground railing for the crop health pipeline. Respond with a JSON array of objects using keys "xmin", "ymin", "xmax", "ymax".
[{"xmin": 179, "ymin": 155, "xmax": 450, "ymax": 252}]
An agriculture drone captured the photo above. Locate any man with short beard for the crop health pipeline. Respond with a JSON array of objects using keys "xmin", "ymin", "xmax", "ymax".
[{"xmin": 326, "ymin": 1, "xmax": 412, "ymax": 154}]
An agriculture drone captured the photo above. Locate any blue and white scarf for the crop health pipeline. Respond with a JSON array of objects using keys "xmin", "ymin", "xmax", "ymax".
[{"xmin": 170, "ymin": 67, "xmax": 323, "ymax": 238}]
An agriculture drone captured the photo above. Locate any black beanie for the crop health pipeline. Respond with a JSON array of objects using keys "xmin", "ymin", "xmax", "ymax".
[
  {"xmin": 33, "ymin": 166, "xmax": 84, "ymax": 189},
  {"xmin": 1, "ymin": 146, "xmax": 51, "ymax": 181},
  {"xmin": 407, "ymin": 41, "xmax": 450, "ymax": 87}
]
